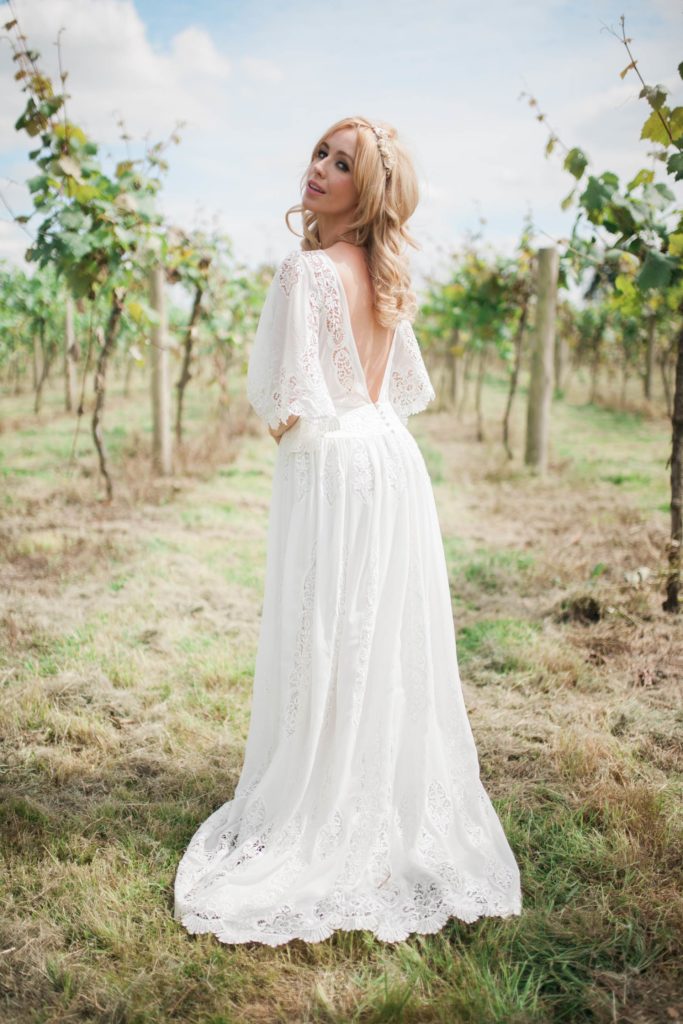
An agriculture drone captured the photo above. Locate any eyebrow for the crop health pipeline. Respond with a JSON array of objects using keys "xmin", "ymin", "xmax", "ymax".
[{"xmin": 320, "ymin": 140, "xmax": 354, "ymax": 163}]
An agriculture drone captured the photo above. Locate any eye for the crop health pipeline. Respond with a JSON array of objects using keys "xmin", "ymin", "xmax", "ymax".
[{"xmin": 316, "ymin": 147, "xmax": 349, "ymax": 172}]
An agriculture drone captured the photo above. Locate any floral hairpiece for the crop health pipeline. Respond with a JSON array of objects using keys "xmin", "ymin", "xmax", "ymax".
[{"xmin": 369, "ymin": 123, "xmax": 394, "ymax": 179}]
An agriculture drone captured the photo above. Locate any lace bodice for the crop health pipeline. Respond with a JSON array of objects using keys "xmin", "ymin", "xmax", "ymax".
[{"xmin": 247, "ymin": 248, "xmax": 435, "ymax": 431}]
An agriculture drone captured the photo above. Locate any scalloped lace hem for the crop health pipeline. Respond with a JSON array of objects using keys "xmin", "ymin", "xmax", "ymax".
[{"xmin": 174, "ymin": 896, "xmax": 522, "ymax": 948}]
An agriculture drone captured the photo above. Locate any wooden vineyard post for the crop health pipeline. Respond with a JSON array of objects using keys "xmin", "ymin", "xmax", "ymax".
[
  {"xmin": 554, "ymin": 330, "xmax": 566, "ymax": 395},
  {"xmin": 149, "ymin": 265, "xmax": 173, "ymax": 476},
  {"xmin": 663, "ymin": 304, "xmax": 683, "ymax": 613},
  {"xmin": 525, "ymin": 246, "xmax": 559, "ymax": 473},
  {"xmin": 644, "ymin": 310, "xmax": 656, "ymax": 402},
  {"xmin": 64, "ymin": 294, "xmax": 78, "ymax": 412},
  {"xmin": 32, "ymin": 334, "xmax": 42, "ymax": 393}
]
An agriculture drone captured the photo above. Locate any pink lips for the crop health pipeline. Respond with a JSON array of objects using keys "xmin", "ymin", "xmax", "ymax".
[{"xmin": 308, "ymin": 180, "xmax": 325, "ymax": 194}]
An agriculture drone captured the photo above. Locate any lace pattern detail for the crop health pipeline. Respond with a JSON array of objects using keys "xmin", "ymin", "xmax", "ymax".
[
  {"xmin": 315, "ymin": 810, "xmax": 344, "ymax": 861},
  {"xmin": 427, "ymin": 780, "xmax": 453, "ymax": 837},
  {"xmin": 284, "ymin": 539, "xmax": 317, "ymax": 736},
  {"xmin": 385, "ymin": 435, "xmax": 408, "ymax": 493},
  {"xmin": 175, "ymin": 805, "xmax": 521, "ymax": 947},
  {"xmin": 247, "ymin": 247, "xmax": 434, "ymax": 431},
  {"xmin": 350, "ymin": 547, "xmax": 380, "ymax": 729},
  {"xmin": 303, "ymin": 251, "xmax": 435, "ymax": 422},
  {"xmin": 281, "ymin": 414, "xmax": 413, "ymax": 506},
  {"xmin": 175, "ymin": 702, "xmax": 522, "ymax": 947},
  {"xmin": 279, "ymin": 252, "xmax": 303, "ymax": 295},
  {"xmin": 322, "ymin": 445, "xmax": 343, "ymax": 504},
  {"xmin": 305, "ymin": 253, "xmax": 357, "ymax": 395},
  {"xmin": 239, "ymin": 795, "xmax": 266, "ymax": 840},
  {"xmin": 388, "ymin": 321, "xmax": 436, "ymax": 418},
  {"xmin": 294, "ymin": 450, "xmax": 312, "ymax": 502},
  {"xmin": 246, "ymin": 251, "xmax": 337, "ymax": 431},
  {"xmin": 320, "ymin": 539, "xmax": 350, "ymax": 736},
  {"xmin": 403, "ymin": 547, "xmax": 431, "ymax": 716},
  {"xmin": 351, "ymin": 441, "xmax": 376, "ymax": 505}
]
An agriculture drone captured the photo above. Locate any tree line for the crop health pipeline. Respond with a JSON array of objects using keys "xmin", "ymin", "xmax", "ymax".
[{"xmin": 1, "ymin": 9, "xmax": 681, "ymax": 609}]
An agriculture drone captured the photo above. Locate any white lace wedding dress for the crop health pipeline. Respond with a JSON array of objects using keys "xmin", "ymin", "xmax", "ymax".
[{"xmin": 173, "ymin": 247, "xmax": 523, "ymax": 946}]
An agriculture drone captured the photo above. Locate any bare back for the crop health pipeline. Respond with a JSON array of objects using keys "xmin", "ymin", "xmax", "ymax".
[{"xmin": 324, "ymin": 241, "xmax": 395, "ymax": 405}]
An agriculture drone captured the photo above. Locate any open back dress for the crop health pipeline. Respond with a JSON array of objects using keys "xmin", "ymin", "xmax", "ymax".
[{"xmin": 173, "ymin": 247, "xmax": 523, "ymax": 946}]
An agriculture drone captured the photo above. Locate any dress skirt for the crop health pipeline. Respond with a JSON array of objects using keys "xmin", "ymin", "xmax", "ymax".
[{"xmin": 173, "ymin": 400, "xmax": 522, "ymax": 946}]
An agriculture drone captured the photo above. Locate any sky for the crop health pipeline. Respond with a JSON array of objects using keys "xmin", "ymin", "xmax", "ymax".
[{"xmin": 0, "ymin": 0, "xmax": 681, "ymax": 291}]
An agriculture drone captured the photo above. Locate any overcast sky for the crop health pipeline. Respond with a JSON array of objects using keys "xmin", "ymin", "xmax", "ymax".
[{"xmin": 0, "ymin": 0, "xmax": 680, "ymax": 290}]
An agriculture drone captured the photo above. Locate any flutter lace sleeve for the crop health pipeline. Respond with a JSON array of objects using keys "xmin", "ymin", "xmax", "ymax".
[
  {"xmin": 247, "ymin": 250, "xmax": 337, "ymax": 430},
  {"xmin": 388, "ymin": 320, "xmax": 436, "ymax": 422}
]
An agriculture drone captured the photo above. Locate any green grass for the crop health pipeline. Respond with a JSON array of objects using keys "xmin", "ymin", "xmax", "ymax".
[
  {"xmin": 445, "ymin": 538, "xmax": 535, "ymax": 596},
  {"xmin": 456, "ymin": 617, "xmax": 540, "ymax": 674},
  {"xmin": 551, "ymin": 402, "xmax": 667, "ymax": 512},
  {"xmin": 600, "ymin": 471, "xmax": 652, "ymax": 487},
  {"xmin": 417, "ymin": 436, "xmax": 445, "ymax": 483},
  {"xmin": 0, "ymin": 370, "xmax": 680, "ymax": 1023},
  {"xmin": 1, "ymin": 772, "xmax": 678, "ymax": 1022}
]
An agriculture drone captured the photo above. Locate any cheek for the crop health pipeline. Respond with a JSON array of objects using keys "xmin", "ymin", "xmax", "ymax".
[
  {"xmin": 347, "ymin": 181, "xmax": 359, "ymax": 206},
  {"xmin": 338, "ymin": 173, "xmax": 357, "ymax": 200}
]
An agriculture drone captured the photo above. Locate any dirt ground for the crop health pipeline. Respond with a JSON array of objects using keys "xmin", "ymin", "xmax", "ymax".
[{"xmin": 1, "ymin": 373, "xmax": 681, "ymax": 1023}]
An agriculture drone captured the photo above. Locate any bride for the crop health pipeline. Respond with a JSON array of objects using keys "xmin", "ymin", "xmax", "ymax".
[{"xmin": 173, "ymin": 115, "xmax": 523, "ymax": 946}]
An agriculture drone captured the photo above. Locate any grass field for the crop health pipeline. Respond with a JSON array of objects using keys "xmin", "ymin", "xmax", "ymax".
[{"xmin": 1, "ymin": 365, "xmax": 681, "ymax": 1023}]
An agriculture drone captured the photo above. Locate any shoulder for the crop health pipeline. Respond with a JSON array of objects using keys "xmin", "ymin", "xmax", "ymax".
[
  {"xmin": 323, "ymin": 242, "xmax": 367, "ymax": 282},
  {"xmin": 274, "ymin": 248, "xmax": 324, "ymax": 295},
  {"xmin": 274, "ymin": 249, "xmax": 309, "ymax": 295}
]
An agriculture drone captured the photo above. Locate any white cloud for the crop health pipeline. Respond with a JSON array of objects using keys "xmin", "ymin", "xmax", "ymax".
[
  {"xmin": 171, "ymin": 26, "xmax": 232, "ymax": 81},
  {"xmin": 0, "ymin": 0, "xmax": 679, "ymax": 283},
  {"xmin": 0, "ymin": 0, "xmax": 236, "ymax": 149},
  {"xmin": 239, "ymin": 57, "xmax": 284, "ymax": 84}
]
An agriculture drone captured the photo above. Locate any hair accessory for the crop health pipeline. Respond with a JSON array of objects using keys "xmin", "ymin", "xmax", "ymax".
[{"xmin": 369, "ymin": 123, "xmax": 394, "ymax": 179}]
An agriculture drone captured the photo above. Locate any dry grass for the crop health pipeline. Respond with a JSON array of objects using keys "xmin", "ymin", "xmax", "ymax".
[{"xmin": 0, "ymin": 369, "xmax": 681, "ymax": 1023}]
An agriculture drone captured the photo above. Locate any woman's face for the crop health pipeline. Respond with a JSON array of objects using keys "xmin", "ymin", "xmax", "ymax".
[{"xmin": 303, "ymin": 126, "xmax": 359, "ymax": 216}]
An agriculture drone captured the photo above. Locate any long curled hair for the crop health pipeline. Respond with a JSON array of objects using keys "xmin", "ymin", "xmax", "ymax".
[{"xmin": 285, "ymin": 116, "xmax": 421, "ymax": 328}]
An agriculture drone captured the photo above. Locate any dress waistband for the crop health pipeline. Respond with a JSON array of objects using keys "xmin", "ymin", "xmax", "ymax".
[{"xmin": 280, "ymin": 401, "xmax": 403, "ymax": 453}]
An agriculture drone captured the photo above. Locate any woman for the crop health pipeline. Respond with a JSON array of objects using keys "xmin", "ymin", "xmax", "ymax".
[{"xmin": 173, "ymin": 116, "xmax": 523, "ymax": 946}]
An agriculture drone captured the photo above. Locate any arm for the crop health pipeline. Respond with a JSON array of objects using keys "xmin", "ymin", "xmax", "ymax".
[{"xmin": 246, "ymin": 250, "xmax": 335, "ymax": 433}]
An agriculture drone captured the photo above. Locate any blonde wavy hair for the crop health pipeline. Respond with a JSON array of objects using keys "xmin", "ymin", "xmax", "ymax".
[{"xmin": 285, "ymin": 116, "xmax": 421, "ymax": 328}]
